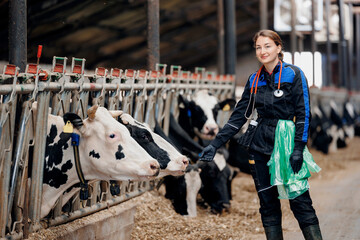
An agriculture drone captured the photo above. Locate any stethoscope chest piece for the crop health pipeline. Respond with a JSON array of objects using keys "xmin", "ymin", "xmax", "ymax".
[{"xmin": 274, "ymin": 89, "xmax": 284, "ymax": 97}]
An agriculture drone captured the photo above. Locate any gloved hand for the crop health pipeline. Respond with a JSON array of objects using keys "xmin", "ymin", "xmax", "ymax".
[
  {"xmin": 199, "ymin": 144, "xmax": 217, "ymax": 162},
  {"xmin": 290, "ymin": 141, "xmax": 306, "ymax": 174}
]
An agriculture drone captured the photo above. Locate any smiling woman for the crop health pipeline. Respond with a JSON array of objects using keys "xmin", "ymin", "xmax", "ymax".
[{"xmin": 199, "ymin": 30, "xmax": 323, "ymax": 240}]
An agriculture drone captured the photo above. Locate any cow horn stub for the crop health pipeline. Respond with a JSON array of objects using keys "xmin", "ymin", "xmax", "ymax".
[{"xmin": 87, "ymin": 105, "xmax": 99, "ymax": 120}]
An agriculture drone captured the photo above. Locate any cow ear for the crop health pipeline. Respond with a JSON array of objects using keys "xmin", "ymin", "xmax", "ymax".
[
  {"xmin": 109, "ymin": 110, "xmax": 123, "ymax": 118},
  {"xmin": 63, "ymin": 112, "xmax": 83, "ymax": 129},
  {"xmin": 178, "ymin": 95, "xmax": 190, "ymax": 109},
  {"xmin": 218, "ymin": 99, "xmax": 237, "ymax": 111},
  {"xmin": 87, "ymin": 105, "xmax": 99, "ymax": 121}
]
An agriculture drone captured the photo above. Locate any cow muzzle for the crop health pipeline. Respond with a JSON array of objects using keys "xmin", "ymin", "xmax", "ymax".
[{"xmin": 196, "ymin": 124, "xmax": 219, "ymax": 140}]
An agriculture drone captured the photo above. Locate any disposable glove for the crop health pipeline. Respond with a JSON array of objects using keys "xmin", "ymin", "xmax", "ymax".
[
  {"xmin": 199, "ymin": 144, "xmax": 217, "ymax": 162},
  {"xmin": 290, "ymin": 141, "xmax": 306, "ymax": 174}
]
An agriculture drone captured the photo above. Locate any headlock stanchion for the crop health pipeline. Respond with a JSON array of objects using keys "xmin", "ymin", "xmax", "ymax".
[{"xmin": 0, "ymin": 58, "xmax": 235, "ymax": 239}]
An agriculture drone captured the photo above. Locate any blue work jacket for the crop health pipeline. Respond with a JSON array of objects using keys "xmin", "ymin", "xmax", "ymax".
[{"xmin": 212, "ymin": 61, "xmax": 311, "ymax": 155}]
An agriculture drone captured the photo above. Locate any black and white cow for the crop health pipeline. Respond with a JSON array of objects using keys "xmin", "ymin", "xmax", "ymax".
[
  {"xmin": 177, "ymin": 90, "xmax": 236, "ymax": 141},
  {"xmin": 310, "ymin": 100, "xmax": 348, "ymax": 154},
  {"xmin": 164, "ymin": 164, "xmax": 202, "ymax": 217},
  {"xmin": 342, "ymin": 101, "xmax": 360, "ymax": 138},
  {"xmin": 117, "ymin": 112, "xmax": 189, "ymax": 177},
  {"xmin": 309, "ymin": 105, "xmax": 333, "ymax": 154},
  {"xmin": 33, "ymin": 104, "xmax": 160, "ymax": 218},
  {"xmin": 164, "ymin": 113, "xmax": 236, "ymax": 215}
]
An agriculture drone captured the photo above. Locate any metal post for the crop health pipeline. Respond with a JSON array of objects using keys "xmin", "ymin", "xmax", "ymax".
[
  {"xmin": 291, "ymin": 0, "xmax": 297, "ymax": 64},
  {"xmin": 356, "ymin": 13, "xmax": 360, "ymax": 90},
  {"xmin": 298, "ymin": 34, "xmax": 304, "ymax": 52},
  {"xmin": 260, "ymin": 0, "xmax": 268, "ymax": 30},
  {"xmin": 217, "ymin": 0, "xmax": 225, "ymax": 74},
  {"xmin": 311, "ymin": 0, "xmax": 316, "ymax": 87},
  {"xmin": 146, "ymin": 0, "xmax": 160, "ymax": 71},
  {"xmin": 223, "ymin": 0, "xmax": 237, "ymax": 96},
  {"xmin": 325, "ymin": 0, "xmax": 332, "ymax": 87},
  {"xmin": 347, "ymin": 4, "xmax": 354, "ymax": 91},
  {"xmin": 224, "ymin": 0, "xmax": 237, "ymax": 76},
  {"xmin": 29, "ymin": 89, "xmax": 50, "ymax": 232},
  {"xmin": 337, "ymin": 0, "xmax": 348, "ymax": 88},
  {"xmin": 9, "ymin": 0, "xmax": 27, "ymax": 72}
]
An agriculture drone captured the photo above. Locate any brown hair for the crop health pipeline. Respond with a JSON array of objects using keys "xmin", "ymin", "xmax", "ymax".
[{"xmin": 253, "ymin": 30, "xmax": 284, "ymax": 61}]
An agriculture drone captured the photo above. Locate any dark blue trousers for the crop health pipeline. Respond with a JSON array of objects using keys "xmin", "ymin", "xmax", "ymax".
[{"xmin": 248, "ymin": 149, "xmax": 319, "ymax": 229}]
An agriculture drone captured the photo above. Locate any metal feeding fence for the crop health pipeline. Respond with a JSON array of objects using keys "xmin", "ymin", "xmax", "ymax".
[{"xmin": 0, "ymin": 56, "xmax": 235, "ymax": 239}]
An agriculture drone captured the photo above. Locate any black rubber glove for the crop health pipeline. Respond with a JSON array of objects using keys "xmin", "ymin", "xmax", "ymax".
[
  {"xmin": 290, "ymin": 141, "xmax": 306, "ymax": 174},
  {"xmin": 199, "ymin": 144, "xmax": 217, "ymax": 162}
]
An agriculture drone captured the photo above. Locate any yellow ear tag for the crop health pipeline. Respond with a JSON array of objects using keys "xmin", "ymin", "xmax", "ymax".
[
  {"xmin": 222, "ymin": 104, "xmax": 230, "ymax": 111},
  {"xmin": 63, "ymin": 121, "xmax": 74, "ymax": 133}
]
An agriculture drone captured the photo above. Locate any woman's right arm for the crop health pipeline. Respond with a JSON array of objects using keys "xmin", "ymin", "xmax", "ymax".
[{"xmin": 210, "ymin": 78, "xmax": 253, "ymax": 148}]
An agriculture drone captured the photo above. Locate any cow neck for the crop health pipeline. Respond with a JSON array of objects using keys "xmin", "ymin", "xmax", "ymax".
[{"xmin": 70, "ymin": 132, "xmax": 89, "ymax": 201}]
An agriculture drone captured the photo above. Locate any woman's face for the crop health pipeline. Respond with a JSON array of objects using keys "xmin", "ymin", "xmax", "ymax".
[{"xmin": 255, "ymin": 36, "xmax": 281, "ymax": 66}]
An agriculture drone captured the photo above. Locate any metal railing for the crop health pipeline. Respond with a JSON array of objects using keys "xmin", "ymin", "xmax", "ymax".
[{"xmin": 0, "ymin": 57, "xmax": 235, "ymax": 239}]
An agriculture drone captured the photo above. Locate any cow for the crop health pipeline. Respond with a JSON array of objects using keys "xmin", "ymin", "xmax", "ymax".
[
  {"xmin": 329, "ymin": 100, "xmax": 347, "ymax": 151},
  {"xmin": 342, "ymin": 101, "xmax": 360, "ymax": 138},
  {"xmin": 309, "ymin": 100, "xmax": 348, "ymax": 154},
  {"xmin": 162, "ymin": 113, "xmax": 236, "ymax": 215},
  {"xmin": 309, "ymin": 105, "xmax": 333, "ymax": 154},
  {"xmin": 163, "ymin": 164, "xmax": 202, "ymax": 217},
  {"xmin": 32, "ymin": 104, "xmax": 160, "ymax": 218},
  {"xmin": 177, "ymin": 89, "xmax": 236, "ymax": 142},
  {"xmin": 117, "ymin": 112, "xmax": 189, "ymax": 177}
]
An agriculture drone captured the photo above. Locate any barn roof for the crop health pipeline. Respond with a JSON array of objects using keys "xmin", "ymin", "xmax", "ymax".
[{"xmin": 0, "ymin": 0, "xmax": 272, "ymax": 71}]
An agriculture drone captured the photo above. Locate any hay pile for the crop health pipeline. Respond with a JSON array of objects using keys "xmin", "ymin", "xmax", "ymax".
[{"xmin": 130, "ymin": 138, "xmax": 360, "ymax": 240}]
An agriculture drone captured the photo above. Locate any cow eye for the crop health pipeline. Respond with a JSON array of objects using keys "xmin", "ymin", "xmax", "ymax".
[{"xmin": 109, "ymin": 134, "xmax": 115, "ymax": 138}]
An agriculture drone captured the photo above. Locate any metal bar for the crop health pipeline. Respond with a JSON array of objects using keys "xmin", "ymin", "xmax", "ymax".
[
  {"xmin": 337, "ymin": 0, "xmax": 348, "ymax": 88},
  {"xmin": 9, "ymin": 0, "xmax": 27, "ymax": 72},
  {"xmin": 0, "ymin": 82, "xmax": 234, "ymax": 95},
  {"xmin": 260, "ymin": 0, "xmax": 268, "ymax": 30},
  {"xmin": 347, "ymin": 3, "xmax": 354, "ymax": 91},
  {"xmin": 146, "ymin": 0, "xmax": 160, "ymax": 71},
  {"xmin": 29, "ymin": 89, "xmax": 50, "ymax": 232},
  {"xmin": 0, "ymin": 112, "xmax": 11, "ymax": 238},
  {"xmin": 7, "ymin": 102, "xmax": 32, "ymax": 225},
  {"xmin": 311, "ymin": 0, "xmax": 316, "ymax": 87},
  {"xmin": 356, "ymin": 13, "xmax": 360, "ymax": 90},
  {"xmin": 0, "ymin": 98, "xmax": 17, "ymax": 237},
  {"xmin": 325, "ymin": 0, "xmax": 333, "ymax": 87},
  {"xmin": 291, "ymin": 0, "xmax": 297, "ymax": 64},
  {"xmin": 224, "ymin": 0, "xmax": 237, "ymax": 77},
  {"xmin": 48, "ymin": 186, "xmax": 151, "ymax": 227},
  {"xmin": 217, "ymin": 0, "xmax": 225, "ymax": 75}
]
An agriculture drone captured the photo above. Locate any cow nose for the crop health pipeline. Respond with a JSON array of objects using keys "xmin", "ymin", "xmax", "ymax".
[
  {"xmin": 205, "ymin": 126, "xmax": 219, "ymax": 136},
  {"xmin": 149, "ymin": 161, "xmax": 160, "ymax": 176},
  {"xmin": 182, "ymin": 157, "xmax": 189, "ymax": 167}
]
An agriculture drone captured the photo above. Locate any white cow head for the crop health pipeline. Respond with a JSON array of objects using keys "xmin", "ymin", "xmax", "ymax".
[
  {"xmin": 115, "ymin": 112, "xmax": 189, "ymax": 177},
  {"xmin": 178, "ymin": 90, "xmax": 236, "ymax": 140},
  {"xmin": 37, "ymin": 105, "xmax": 160, "ymax": 218}
]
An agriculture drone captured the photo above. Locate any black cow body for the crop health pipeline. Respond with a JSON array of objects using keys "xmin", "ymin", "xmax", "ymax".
[
  {"xmin": 162, "ymin": 113, "xmax": 235, "ymax": 214},
  {"xmin": 164, "ymin": 164, "xmax": 201, "ymax": 216}
]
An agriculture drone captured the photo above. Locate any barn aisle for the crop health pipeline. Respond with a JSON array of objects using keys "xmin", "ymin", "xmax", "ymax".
[{"xmin": 283, "ymin": 146, "xmax": 360, "ymax": 240}]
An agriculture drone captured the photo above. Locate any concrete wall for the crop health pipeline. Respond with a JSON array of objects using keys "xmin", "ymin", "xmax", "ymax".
[{"xmin": 28, "ymin": 203, "xmax": 137, "ymax": 240}]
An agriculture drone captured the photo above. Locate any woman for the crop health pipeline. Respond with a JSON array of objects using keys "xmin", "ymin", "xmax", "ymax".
[{"xmin": 199, "ymin": 30, "xmax": 322, "ymax": 240}]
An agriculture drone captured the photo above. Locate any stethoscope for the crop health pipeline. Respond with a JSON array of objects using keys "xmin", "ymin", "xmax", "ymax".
[{"xmin": 244, "ymin": 61, "xmax": 283, "ymax": 120}]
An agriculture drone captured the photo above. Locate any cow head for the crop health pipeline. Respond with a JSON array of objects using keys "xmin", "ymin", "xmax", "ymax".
[
  {"xmin": 36, "ymin": 104, "xmax": 160, "ymax": 218},
  {"xmin": 67, "ymin": 106, "xmax": 160, "ymax": 180},
  {"xmin": 178, "ymin": 90, "xmax": 236, "ymax": 140},
  {"xmin": 114, "ymin": 111, "xmax": 189, "ymax": 177}
]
